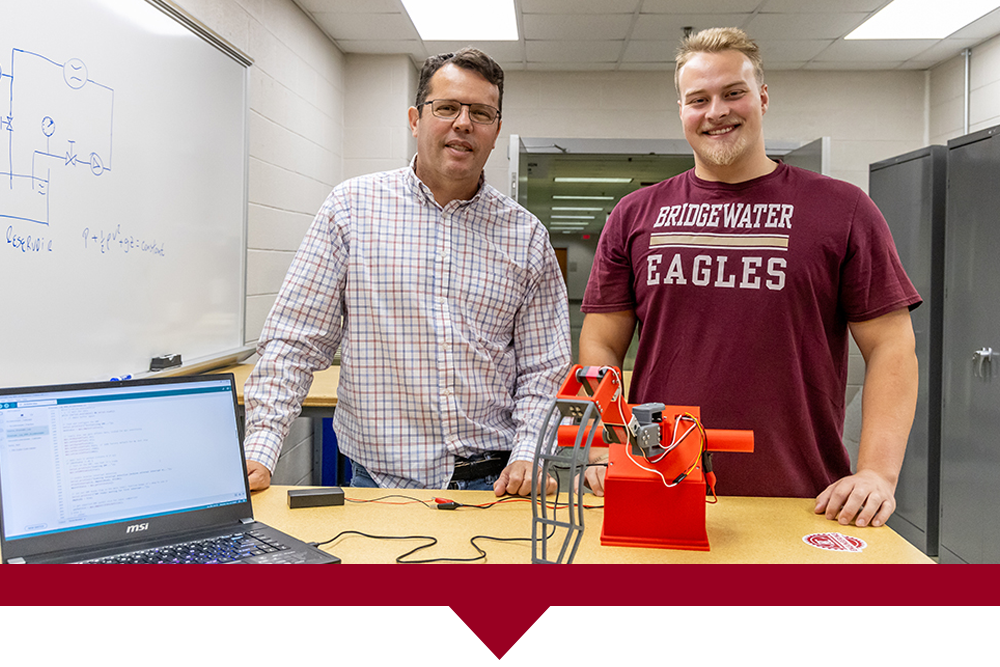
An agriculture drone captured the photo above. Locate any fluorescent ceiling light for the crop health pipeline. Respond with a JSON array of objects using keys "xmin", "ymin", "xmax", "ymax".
[
  {"xmin": 553, "ymin": 177, "xmax": 633, "ymax": 184},
  {"xmin": 552, "ymin": 206, "xmax": 603, "ymax": 211},
  {"xmin": 401, "ymin": 0, "xmax": 518, "ymax": 41},
  {"xmin": 846, "ymin": 0, "xmax": 1000, "ymax": 39},
  {"xmin": 552, "ymin": 195, "xmax": 615, "ymax": 201}
]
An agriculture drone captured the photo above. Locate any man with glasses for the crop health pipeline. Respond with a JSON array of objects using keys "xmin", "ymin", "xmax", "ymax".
[
  {"xmin": 579, "ymin": 28, "xmax": 920, "ymax": 529},
  {"xmin": 243, "ymin": 48, "xmax": 570, "ymax": 496}
]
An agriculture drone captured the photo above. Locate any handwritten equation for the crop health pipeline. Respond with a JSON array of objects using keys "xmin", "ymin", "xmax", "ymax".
[{"xmin": 82, "ymin": 225, "xmax": 164, "ymax": 257}]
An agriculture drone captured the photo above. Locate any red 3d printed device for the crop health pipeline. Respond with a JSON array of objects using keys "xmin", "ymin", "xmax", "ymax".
[{"xmin": 531, "ymin": 365, "xmax": 754, "ymax": 563}]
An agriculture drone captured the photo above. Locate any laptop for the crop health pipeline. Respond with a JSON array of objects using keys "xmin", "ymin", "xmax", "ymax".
[{"xmin": 0, "ymin": 374, "xmax": 339, "ymax": 564}]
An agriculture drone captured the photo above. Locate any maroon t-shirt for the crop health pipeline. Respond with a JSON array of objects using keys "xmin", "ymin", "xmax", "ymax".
[{"xmin": 583, "ymin": 163, "xmax": 921, "ymax": 497}]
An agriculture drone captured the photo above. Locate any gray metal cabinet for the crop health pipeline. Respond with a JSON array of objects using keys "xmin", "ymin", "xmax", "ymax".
[
  {"xmin": 940, "ymin": 126, "xmax": 1000, "ymax": 564},
  {"xmin": 869, "ymin": 146, "xmax": 946, "ymax": 557}
]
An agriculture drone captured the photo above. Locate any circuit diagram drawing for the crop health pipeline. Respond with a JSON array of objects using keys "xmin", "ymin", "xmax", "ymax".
[{"xmin": 1, "ymin": 47, "xmax": 114, "ymax": 227}]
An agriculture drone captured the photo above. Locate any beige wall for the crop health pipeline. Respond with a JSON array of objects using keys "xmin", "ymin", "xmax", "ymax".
[
  {"xmin": 173, "ymin": 0, "xmax": 346, "ymax": 347},
  {"xmin": 930, "ymin": 33, "xmax": 1000, "ymax": 145},
  {"xmin": 343, "ymin": 54, "xmax": 418, "ymax": 181},
  {"xmin": 488, "ymin": 68, "xmax": 929, "ymax": 193}
]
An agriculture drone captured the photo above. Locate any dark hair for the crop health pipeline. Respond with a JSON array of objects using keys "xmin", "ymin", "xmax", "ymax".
[
  {"xmin": 675, "ymin": 27, "xmax": 764, "ymax": 94},
  {"xmin": 415, "ymin": 47, "xmax": 505, "ymax": 114}
]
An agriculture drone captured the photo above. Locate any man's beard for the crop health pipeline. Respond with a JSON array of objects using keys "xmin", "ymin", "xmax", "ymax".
[{"xmin": 699, "ymin": 129, "xmax": 750, "ymax": 167}]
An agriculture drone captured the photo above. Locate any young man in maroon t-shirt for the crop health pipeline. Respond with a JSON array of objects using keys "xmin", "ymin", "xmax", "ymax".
[{"xmin": 579, "ymin": 27, "xmax": 920, "ymax": 529}]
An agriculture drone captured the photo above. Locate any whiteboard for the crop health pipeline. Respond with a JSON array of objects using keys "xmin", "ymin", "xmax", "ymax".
[{"xmin": 0, "ymin": 0, "xmax": 250, "ymax": 386}]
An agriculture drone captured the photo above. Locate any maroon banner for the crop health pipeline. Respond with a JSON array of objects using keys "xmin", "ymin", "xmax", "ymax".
[{"xmin": 2, "ymin": 565, "xmax": 991, "ymax": 658}]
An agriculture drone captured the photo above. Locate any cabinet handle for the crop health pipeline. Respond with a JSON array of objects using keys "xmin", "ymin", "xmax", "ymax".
[{"xmin": 973, "ymin": 347, "xmax": 998, "ymax": 378}]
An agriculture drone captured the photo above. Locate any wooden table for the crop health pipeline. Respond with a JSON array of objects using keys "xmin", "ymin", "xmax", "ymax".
[
  {"xmin": 252, "ymin": 485, "xmax": 934, "ymax": 564},
  {"xmin": 216, "ymin": 362, "xmax": 340, "ymax": 484},
  {"xmin": 214, "ymin": 362, "xmax": 340, "ymax": 415}
]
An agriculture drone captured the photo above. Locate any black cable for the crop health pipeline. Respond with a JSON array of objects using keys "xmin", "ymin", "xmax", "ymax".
[
  {"xmin": 344, "ymin": 494, "xmax": 436, "ymax": 509},
  {"xmin": 469, "ymin": 533, "xmax": 533, "ymax": 557},
  {"xmin": 339, "ymin": 491, "xmax": 602, "ymax": 511},
  {"xmin": 311, "ymin": 529, "xmax": 493, "ymax": 563},
  {"xmin": 451, "ymin": 496, "xmax": 604, "ymax": 510},
  {"xmin": 311, "ymin": 478, "xmax": 606, "ymax": 562},
  {"xmin": 405, "ymin": 525, "xmax": 561, "ymax": 564},
  {"xmin": 309, "ymin": 508, "xmax": 573, "ymax": 563},
  {"xmin": 551, "ymin": 461, "xmax": 609, "ymax": 469},
  {"xmin": 450, "ymin": 496, "xmax": 533, "ymax": 509},
  {"xmin": 310, "ymin": 530, "xmax": 442, "ymax": 563},
  {"xmin": 398, "ymin": 538, "xmax": 486, "ymax": 564}
]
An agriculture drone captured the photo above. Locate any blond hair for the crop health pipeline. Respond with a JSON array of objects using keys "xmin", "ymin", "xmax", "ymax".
[{"xmin": 674, "ymin": 27, "xmax": 764, "ymax": 94}]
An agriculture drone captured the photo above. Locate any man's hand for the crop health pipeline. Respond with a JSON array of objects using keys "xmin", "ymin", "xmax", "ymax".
[
  {"xmin": 576, "ymin": 308, "xmax": 635, "ymax": 498},
  {"xmin": 824, "ymin": 310, "xmax": 915, "ymax": 528},
  {"xmin": 246, "ymin": 459, "xmax": 272, "ymax": 491},
  {"xmin": 814, "ymin": 469, "xmax": 896, "ymax": 527},
  {"xmin": 573, "ymin": 450, "xmax": 609, "ymax": 496},
  {"xmin": 493, "ymin": 459, "xmax": 557, "ymax": 497}
]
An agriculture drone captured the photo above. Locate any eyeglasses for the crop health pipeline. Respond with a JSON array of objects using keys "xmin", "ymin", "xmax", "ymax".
[{"xmin": 419, "ymin": 99, "xmax": 501, "ymax": 125}]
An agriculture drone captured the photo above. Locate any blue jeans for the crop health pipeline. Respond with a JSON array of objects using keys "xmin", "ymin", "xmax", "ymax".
[{"xmin": 348, "ymin": 459, "xmax": 501, "ymax": 491}]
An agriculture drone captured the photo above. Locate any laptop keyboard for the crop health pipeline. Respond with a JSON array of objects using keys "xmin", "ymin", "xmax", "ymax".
[{"xmin": 80, "ymin": 530, "xmax": 291, "ymax": 564}]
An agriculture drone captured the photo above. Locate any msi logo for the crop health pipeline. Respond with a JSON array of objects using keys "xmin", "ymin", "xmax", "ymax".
[{"xmin": 125, "ymin": 522, "xmax": 149, "ymax": 534}]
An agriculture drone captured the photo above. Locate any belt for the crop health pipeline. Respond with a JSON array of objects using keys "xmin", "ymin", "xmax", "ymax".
[{"xmin": 451, "ymin": 451, "xmax": 511, "ymax": 481}]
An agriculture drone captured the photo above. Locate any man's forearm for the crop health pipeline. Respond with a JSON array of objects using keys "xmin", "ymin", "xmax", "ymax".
[
  {"xmin": 578, "ymin": 311, "xmax": 636, "ymax": 369},
  {"xmin": 855, "ymin": 343, "xmax": 918, "ymax": 486},
  {"xmin": 578, "ymin": 342, "xmax": 625, "ymax": 368}
]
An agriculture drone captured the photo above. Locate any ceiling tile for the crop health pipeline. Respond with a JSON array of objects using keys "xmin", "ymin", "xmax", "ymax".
[
  {"xmin": 631, "ymin": 14, "xmax": 755, "ymax": 41},
  {"xmin": 523, "ymin": 14, "xmax": 634, "ymax": 41},
  {"xmin": 521, "ymin": 0, "xmax": 640, "ymax": 13},
  {"xmin": 758, "ymin": 0, "xmax": 888, "ymax": 12},
  {"xmin": 759, "ymin": 39, "xmax": 835, "ymax": 62},
  {"xmin": 621, "ymin": 40, "xmax": 675, "ymax": 63},
  {"xmin": 293, "ymin": 0, "xmax": 1000, "ymax": 72},
  {"xmin": 525, "ymin": 62, "xmax": 617, "ymax": 71},
  {"xmin": 950, "ymin": 8, "xmax": 1000, "ymax": 40},
  {"xmin": 294, "ymin": 0, "xmax": 402, "ymax": 12},
  {"xmin": 420, "ymin": 40, "xmax": 526, "ymax": 62},
  {"xmin": 804, "ymin": 60, "xmax": 903, "ymax": 70},
  {"xmin": 640, "ymin": 0, "xmax": 761, "ymax": 13},
  {"xmin": 816, "ymin": 39, "xmax": 939, "ymax": 62},
  {"xmin": 904, "ymin": 38, "xmax": 979, "ymax": 65},
  {"xmin": 526, "ymin": 40, "xmax": 624, "ymax": 63},
  {"xmin": 618, "ymin": 62, "xmax": 682, "ymax": 71},
  {"xmin": 759, "ymin": 61, "xmax": 809, "ymax": 71},
  {"xmin": 744, "ymin": 13, "xmax": 872, "ymax": 40},
  {"xmin": 314, "ymin": 12, "xmax": 419, "ymax": 41}
]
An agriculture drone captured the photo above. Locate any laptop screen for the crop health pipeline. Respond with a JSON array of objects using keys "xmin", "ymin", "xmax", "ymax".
[{"xmin": 0, "ymin": 376, "xmax": 249, "ymax": 544}]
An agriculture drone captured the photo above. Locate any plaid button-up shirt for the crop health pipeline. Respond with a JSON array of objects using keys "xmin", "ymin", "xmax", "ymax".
[{"xmin": 244, "ymin": 161, "xmax": 570, "ymax": 489}]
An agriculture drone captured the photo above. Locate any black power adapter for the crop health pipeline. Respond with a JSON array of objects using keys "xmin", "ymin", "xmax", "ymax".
[{"xmin": 287, "ymin": 487, "xmax": 345, "ymax": 509}]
